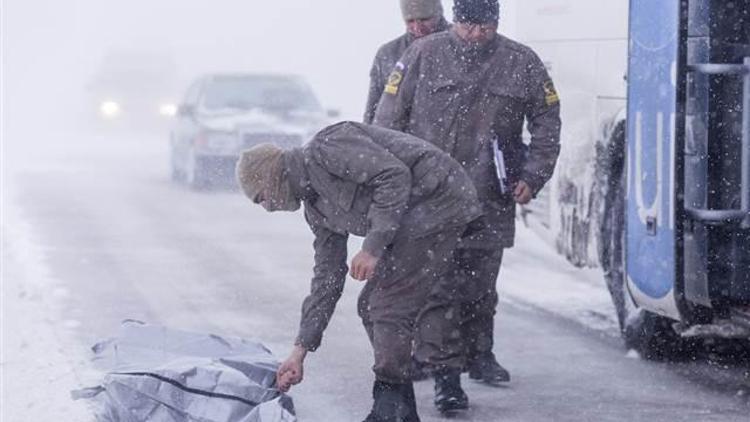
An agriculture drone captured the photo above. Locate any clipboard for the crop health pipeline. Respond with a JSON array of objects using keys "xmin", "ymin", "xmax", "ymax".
[{"xmin": 492, "ymin": 137, "xmax": 508, "ymax": 194}]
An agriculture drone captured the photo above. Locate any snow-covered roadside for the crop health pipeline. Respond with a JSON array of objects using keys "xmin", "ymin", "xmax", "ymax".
[
  {"xmin": 500, "ymin": 223, "xmax": 620, "ymax": 336},
  {"xmin": 1, "ymin": 177, "xmax": 93, "ymax": 421}
]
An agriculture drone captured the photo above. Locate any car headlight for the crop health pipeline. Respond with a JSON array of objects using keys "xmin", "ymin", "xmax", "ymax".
[
  {"xmin": 100, "ymin": 101, "xmax": 120, "ymax": 118},
  {"xmin": 159, "ymin": 103, "xmax": 177, "ymax": 117}
]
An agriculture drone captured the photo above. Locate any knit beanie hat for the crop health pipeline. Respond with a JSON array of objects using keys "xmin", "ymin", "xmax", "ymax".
[
  {"xmin": 453, "ymin": 0, "xmax": 500, "ymax": 24},
  {"xmin": 236, "ymin": 144, "xmax": 299, "ymax": 212},
  {"xmin": 401, "ymin": 0, "xmax": 444, "ymax": 20}
]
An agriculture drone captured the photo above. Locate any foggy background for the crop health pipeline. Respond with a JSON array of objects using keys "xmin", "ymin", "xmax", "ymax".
[{"xmin": 1, "ymin": 0, "xmax": 519, "ymax": 146}]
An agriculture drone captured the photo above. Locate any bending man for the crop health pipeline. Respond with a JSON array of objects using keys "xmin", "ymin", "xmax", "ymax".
[{"xmin": 236, "ymin": 121, "xmax": 483, "ymax": 422}]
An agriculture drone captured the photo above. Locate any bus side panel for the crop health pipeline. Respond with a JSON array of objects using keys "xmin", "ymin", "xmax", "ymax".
[{"xmin": 625, "ymin": 0, "xmax": 682, "ymax": 320}]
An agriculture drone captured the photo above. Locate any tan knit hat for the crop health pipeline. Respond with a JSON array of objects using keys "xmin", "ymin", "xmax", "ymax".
[
  {"xmin": 400, "ymin": 0, "xmax": 443, "ymax": 20},
  {"xmin": 236, "ymin": 144, "xmax": 284, "ymax": 203},
  {"xmin": 235, "ymin": 144, "xmax": 301, "ymax": 214}
]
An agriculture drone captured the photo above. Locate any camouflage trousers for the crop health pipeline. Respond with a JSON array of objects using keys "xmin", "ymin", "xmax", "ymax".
[
  {"xmin": 357, "ymin": 226, "xmax": 465, "ymax": 384},
  {"xmin": 454, "ymin": 246, "xmax": 504, "ymax": 362}
]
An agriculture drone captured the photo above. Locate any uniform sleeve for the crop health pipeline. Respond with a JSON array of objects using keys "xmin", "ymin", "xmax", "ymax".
[
  {"xmin": 372, "ymin": 45, "xmax": 422, "ymax": 132},
  {"xmin": 296, "ymin": 223, "xmax": 349, "ymax": 351},
  {"xmin": 522, "ymin": 52, "xmax": 562, "ymax": 195},
  {"xmin": 311, "ymin": 125, "xmax": 412, "ymax": 257},
  {"xmin": 363, "ymin": 51, "xmax": 386, "ymax": 124}
]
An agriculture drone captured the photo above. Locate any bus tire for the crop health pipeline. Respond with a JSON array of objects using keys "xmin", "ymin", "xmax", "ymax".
[
  {"xmin": 598, "ymin": 121, "xmax": 697, "ymax": 360},
  {"xmin": 621, "ymin": 307, "xmax": 695, "ymax": 360}
]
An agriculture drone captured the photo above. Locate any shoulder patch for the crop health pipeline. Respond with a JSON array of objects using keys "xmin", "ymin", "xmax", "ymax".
[
  {"xmin": 384, "ymin": 62, "xmax": 405, "ymax": 95},
  {"xmin": 543, "ymin": 80, "xmax": 559, "ymax": 106}
]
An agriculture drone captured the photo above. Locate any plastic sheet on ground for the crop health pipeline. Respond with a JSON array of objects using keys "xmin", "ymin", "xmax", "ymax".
[{"xmin": 72, "ymin": 320, "xmax": 296, "ymax": 422}]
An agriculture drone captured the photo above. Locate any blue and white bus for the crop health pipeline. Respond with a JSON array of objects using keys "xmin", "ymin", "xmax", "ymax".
[{"xmin": 512, "ymin": 0, "xmax": 750, "ymax": 357}]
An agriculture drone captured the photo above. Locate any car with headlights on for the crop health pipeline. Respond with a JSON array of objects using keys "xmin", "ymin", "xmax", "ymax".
[
  {"xmin": 170, "ymin": 73, "xmax": 336, "ymax": 189},
  {"xmin": 86, "ymin": 49, "xmax": 179, "ymax": 131}
]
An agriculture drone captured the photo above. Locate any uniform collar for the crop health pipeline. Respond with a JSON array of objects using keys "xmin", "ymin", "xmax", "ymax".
[
  {"xmin": 283, "ymin": 148, "xmax": 316, "ymax": 202},
  {"xmin": 436, "ymin": 17, "xmax": 451, "ymax": 33}
]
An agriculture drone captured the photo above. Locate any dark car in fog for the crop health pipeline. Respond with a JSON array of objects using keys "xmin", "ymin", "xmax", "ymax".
[{"xmin": 170, "ymin": 73, "xmax": 334, "ymax": 189}]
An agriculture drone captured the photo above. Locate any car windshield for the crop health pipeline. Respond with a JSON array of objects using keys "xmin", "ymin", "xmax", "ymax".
[{"xmin": 200, "ymin": 76, "xmax": 322, "ymax": 113}]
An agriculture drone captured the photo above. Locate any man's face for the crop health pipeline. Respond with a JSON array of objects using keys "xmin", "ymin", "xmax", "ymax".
[
  {"xmin": 251, "ymin": 189, "xmax": 270, "ymax": 210},
  {"xmin": 405, "ymin": 16, "xmax": 442, "ymax": 38},
  {"xmin": 453, "ymin": 22, "xmax": 498, "ymax": 45},
  {"xmin": 253, "ymin": 189, "xmax": 278, "ymax": 212},
  {"xmin": 252, "ymin": 188, "xmax": 300, "ymax": 212}
]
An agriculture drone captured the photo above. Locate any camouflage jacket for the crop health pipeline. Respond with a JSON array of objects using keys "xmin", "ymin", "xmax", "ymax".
[
  {"xmin": 288, "ymin": 121, "xmax": 482, "ymax": 350},
  {"xmin": 374, "ymin": 31, "xmax": 562, "ymax": 248}
]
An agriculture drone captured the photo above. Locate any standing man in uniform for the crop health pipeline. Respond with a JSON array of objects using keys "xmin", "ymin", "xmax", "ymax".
[
  {"xmin": 374, "ymin": 0, "xmax": 562, "ymax": 411},
  {"xmin": 364, "ymin": 0, "xmax": 450, "ymax": 124},
  {"xmin": 236, "ymin": 121, "xmax": 483, "ymax": 422}
]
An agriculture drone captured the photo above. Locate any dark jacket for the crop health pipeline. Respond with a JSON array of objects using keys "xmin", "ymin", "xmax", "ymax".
[
  {"xmin": 363, "ymin": 19, "xmax": 450, "ymax": 124},
  {"xmin": 374, "ymin": 31, "xmax": 562, "ymax": 248},
  {"xmin": 289, "ymin": 121, "xmax": 482, "ymax": 350}
]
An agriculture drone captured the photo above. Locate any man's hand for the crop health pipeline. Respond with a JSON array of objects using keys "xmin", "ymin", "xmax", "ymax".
[
  {"xmin": 276, "ymin": 345, "xmax": 307, "ymax": 392},
  {"xmin": 350, "ymin": 250, "xmax": 380, "ymax": 281},
  {"xmin": 513, "ymin": 180, "xmax": 533, "ymax": 205}
]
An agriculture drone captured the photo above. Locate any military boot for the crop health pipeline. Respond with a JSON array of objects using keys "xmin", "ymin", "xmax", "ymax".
[
  {"xmin": 467, "ymin": 352, "xmax": 511, "ymax": 385},
  {"xmin": 433, "ymin": 368, "xmax": 468, "ymax": 413},
  {"xmin": 363, "ymin": 380, "xmax": 420, "ymax": 422}
]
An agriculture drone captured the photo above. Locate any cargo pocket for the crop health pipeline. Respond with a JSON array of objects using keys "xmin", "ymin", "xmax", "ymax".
[
  {"xmin": 487, "ymin": 83, "xmax": 525, "ymax": 127},
  {"xmin": 337, "ymin": 182, "xmax": 358, "ymax": 211},
  {"xmin": 425, "ymin": 79, "xmax": 460, "ymax": 114}
]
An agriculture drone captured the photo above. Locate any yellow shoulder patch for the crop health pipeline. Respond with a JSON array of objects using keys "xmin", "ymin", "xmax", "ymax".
[
  {"xmin": 543, "ymin": 80, "xmax": 559, "ymax": 106},
  {"xmin": 384, "ymin": 70, "xmax": 403, "ymax": 95}
]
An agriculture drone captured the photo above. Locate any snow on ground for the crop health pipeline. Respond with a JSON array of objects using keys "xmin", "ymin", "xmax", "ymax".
[
  {"xmin": 1, "ymin": 177, "xmax": 94, "ymax": 421},
  {"xmin": 0, "ymin": 187, "xmax": 619, "ymax": 422},
  {"xmin": 0, "ymin": 134, "xmax": 621, "ymax": 421},
  {"xmin": 501, "ymin": 223, "xmax": 620, "ymax": 336}
]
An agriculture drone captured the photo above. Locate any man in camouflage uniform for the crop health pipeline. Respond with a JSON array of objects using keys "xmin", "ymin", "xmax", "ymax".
[
  {"xmin": 364, "ymin": 0, "xmax": 449, "ymax": 124},
  {"xmin": 374, "ymin": 0, "xmax": 561, "ymax": 412},
  {"xmin": 236, "ymin": 121, "xmax": 483, "ymax": 422}
]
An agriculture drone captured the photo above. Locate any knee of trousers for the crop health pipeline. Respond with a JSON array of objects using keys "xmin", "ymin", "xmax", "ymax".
[
  {"xmin": 371, "ymin": 324, "xmax": 414, "ymax": 383},
  {"xmin": 416, "ymin": 302, "xmax": 461, "ymax": 338}
]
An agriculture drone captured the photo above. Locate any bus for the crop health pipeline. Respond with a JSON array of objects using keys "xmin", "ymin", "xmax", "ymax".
[{"xmin": 511, "ymin": 0, "xmax": 750, "ymax": 357}]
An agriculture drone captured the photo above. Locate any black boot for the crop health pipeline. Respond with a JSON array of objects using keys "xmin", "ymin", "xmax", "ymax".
[
  {"xmin": 467, "ymin": 352, "xmax": 511, "ymax": 385},
  {"xmin": 433, "ymin": 368, "xmax": 468, "ymax": 413},
  {"xmin": 363, "ymin": 380, "xmax": 420, "ymax": 422}
]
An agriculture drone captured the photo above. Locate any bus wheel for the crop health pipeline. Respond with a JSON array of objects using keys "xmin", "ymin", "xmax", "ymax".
[
  {"xmin": 598, "ymin": 121, "xmax": 697, "ymax": 360},
  {"xmin": 621, "ymin": 307, "xmax": 698, "ymax": 360}
]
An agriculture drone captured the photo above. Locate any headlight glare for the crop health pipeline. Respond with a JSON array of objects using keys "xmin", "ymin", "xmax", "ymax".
[
  {"xmin": 159, "ymin": 103, "xmax": 177, "ymax": 116},
  {"xmin": 100, "ymin": 101, "xmax": 120, "ymax": 118}
]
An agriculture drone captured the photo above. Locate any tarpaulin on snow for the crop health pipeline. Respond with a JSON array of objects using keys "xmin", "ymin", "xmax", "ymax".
[{"xmin": 73, "ymin": 320, "xmax": 296, "ymax": 422}]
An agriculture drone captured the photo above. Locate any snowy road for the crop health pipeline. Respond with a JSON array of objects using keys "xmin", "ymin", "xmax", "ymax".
[{"xmin": 3, "ymin": 133, "xmax": 749, "ymax": 421}]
